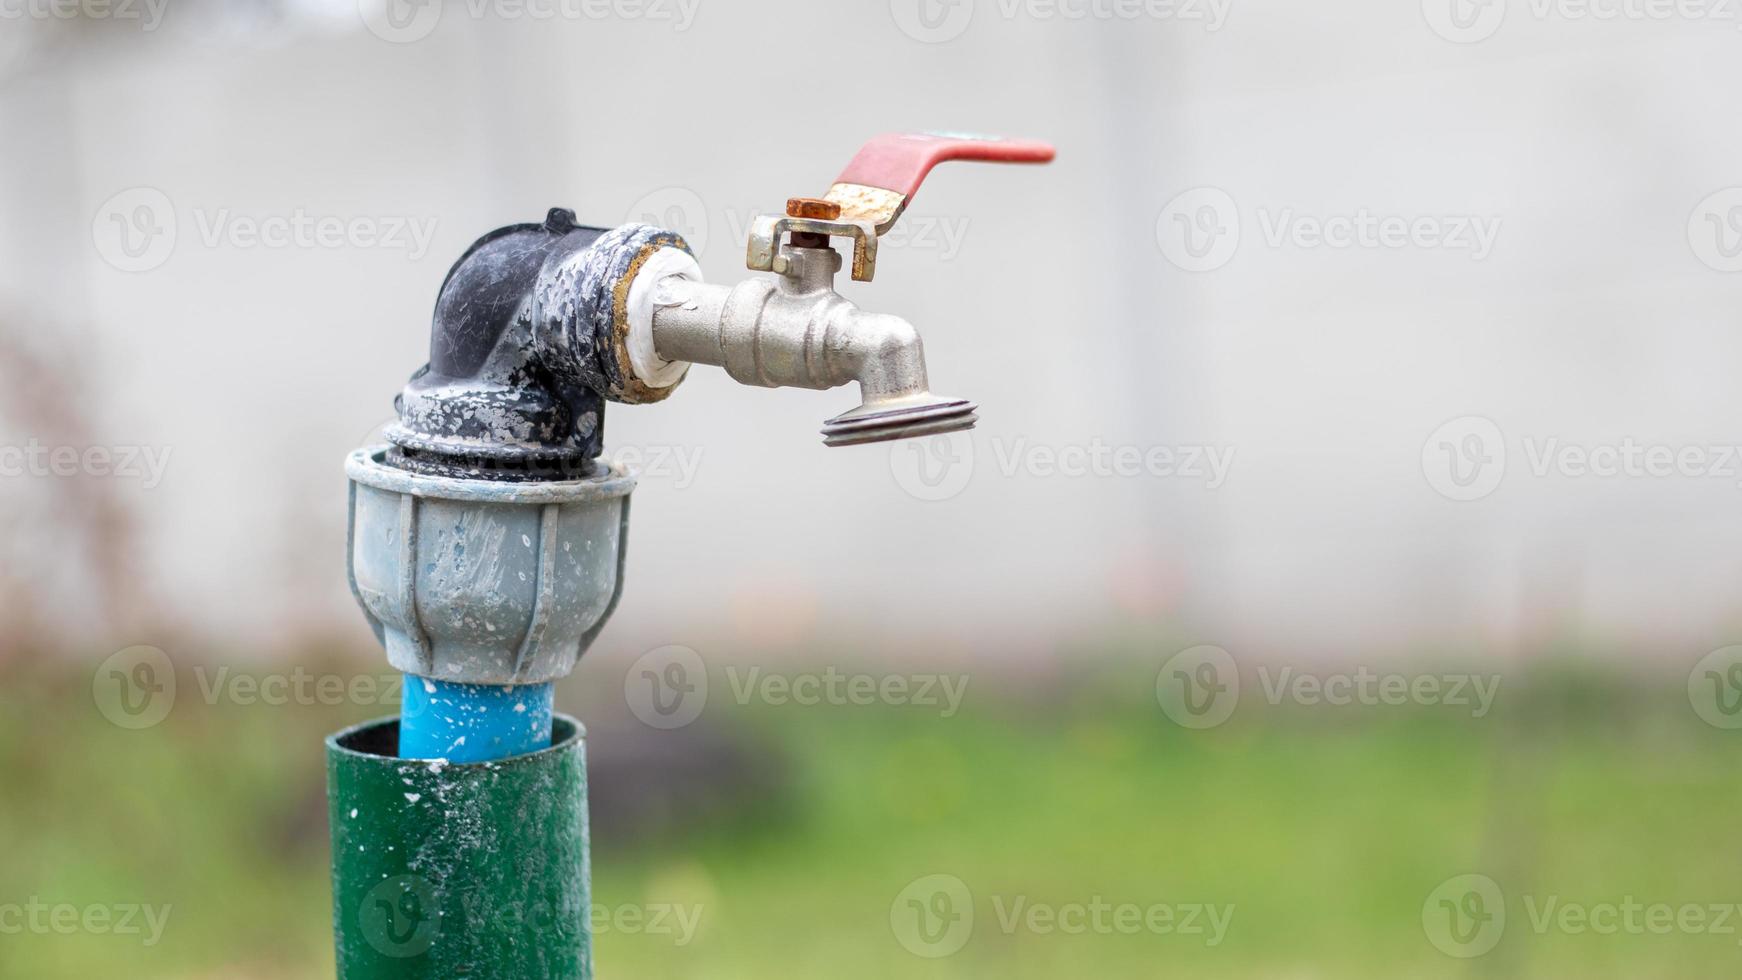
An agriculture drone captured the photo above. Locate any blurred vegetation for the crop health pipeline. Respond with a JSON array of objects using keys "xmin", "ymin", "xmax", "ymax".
[{"xmin": 0, "ymin": 643, "xmax": 1735, "ymax": 979}]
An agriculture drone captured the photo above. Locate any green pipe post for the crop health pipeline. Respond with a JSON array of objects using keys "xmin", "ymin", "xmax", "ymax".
[{"xmin": 327, "ymin": 716, "xmax": 593, "ymax": 979}]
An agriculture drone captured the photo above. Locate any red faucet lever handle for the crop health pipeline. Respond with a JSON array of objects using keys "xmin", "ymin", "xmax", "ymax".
[{"xmin": 821, "ymin": 132, "xmax": 1056, "ymax": 235}]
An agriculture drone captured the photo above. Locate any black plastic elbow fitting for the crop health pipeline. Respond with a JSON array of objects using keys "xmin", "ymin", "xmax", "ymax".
[{"xmin": 385, "ymin": 209, "xmax": 689, "ymax": 481}]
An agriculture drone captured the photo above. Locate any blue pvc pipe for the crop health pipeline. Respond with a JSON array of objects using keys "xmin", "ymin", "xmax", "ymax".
[{"xmin": 399, "ymin": 676, "xmax": 555, "ymax": 763}]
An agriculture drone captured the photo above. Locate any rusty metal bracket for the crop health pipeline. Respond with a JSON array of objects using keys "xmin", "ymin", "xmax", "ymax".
[
  {"xmin": 746, "ymin": 132, "xmax": 1054, "ymax": 284},
  {"xmin": 746, "ymin": 213, "xmax": 880, "ymax": 282}
]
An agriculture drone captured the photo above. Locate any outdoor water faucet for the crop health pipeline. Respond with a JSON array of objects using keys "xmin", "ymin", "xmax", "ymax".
[{"xmin": 623, "ymin": 132, "xmax": 1056, "ymax": 445}]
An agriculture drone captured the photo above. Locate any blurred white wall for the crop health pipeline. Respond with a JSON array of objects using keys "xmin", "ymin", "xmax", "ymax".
[{"xmin": 3, "ymin": 0, "xmax": 1741, "ymax": 661}]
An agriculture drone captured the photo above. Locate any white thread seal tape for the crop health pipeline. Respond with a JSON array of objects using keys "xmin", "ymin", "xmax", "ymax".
[{"xmin": 625, "ymin": 247, "xmax": 700, "ymax": 389}]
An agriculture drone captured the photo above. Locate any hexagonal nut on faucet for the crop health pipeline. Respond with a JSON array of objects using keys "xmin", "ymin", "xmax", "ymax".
[{"xmin": 345, "ymin": 447, "xmax": 635, "ymax": 686}]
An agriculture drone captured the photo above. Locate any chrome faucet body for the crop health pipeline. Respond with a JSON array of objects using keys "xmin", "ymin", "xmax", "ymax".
[{"xmin": 629, "ymin": 243, "xmax": 977, "ymax": 446}]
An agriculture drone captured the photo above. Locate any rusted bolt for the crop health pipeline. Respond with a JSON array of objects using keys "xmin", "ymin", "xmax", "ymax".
[{"xmin": 786, "ymin": 197, "xmax": 842, "ymax": 220}]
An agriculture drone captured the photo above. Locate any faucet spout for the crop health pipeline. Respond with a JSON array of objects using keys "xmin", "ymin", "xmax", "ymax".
[
  {"xmin": 820, "ymin": 304, "xmax": 977, "ymax": 446},
  {"xmin": 636, "ymin": 245, "xmax": 976, "ymax": 447}
]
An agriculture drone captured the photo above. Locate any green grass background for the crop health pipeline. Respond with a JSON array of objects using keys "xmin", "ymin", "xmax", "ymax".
[{"xmin": 0, "ymin": 646, "xmax": 1735, "ymax": 979}]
